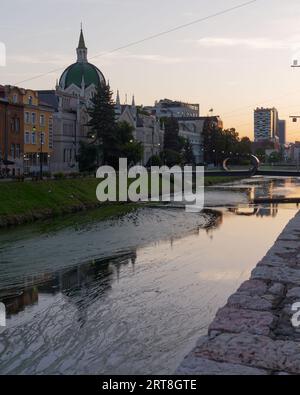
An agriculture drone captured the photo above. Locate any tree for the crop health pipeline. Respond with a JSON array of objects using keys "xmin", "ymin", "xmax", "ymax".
[
  {"xmin": 163, "ymin": 117, "xmax": 180, "ymax": 152},
  {"xmin": 160, "ymin": 149, "xmax": 182, "ymax": 167},
  {"xmin": 255, "ymin": 148, "xmax": 266, "ymax": 162},
  {"xmin": 182, "ymin": 138, "xmax": 195, "ymax": 165},
  {"xmin": 87, "ymin": 84, "xmax": 117, "ymax": 165},
  {"xmin": 203, "ymin": 118, "xmax": 223, "ymax": 165},
  {"xmin": 115, "ymin": 121, "xmax": 143, "ymax": 166},
  {"xmin": 147, "ymin": 155, "xmax": 163, "ymax": 167},
  {"xmin": 268, "ymin": 151, "xmax": 281, "ymax": 164},
  {"xmin": 78, "ymin": 141, "xmax": 99, "ymax": 173},
  {"xmin": 237, "ymin": 136, "xmax": 252, "ymax": 156}
]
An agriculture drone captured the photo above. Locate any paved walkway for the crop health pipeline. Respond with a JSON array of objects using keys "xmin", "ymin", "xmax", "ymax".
[{"xmin": 177, "ymin": 211, "xmax": 300, "ymax": 375}]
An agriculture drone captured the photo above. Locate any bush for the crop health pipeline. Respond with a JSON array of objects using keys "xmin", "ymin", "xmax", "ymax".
[
  {"xmin": 43, "ymin": 172, "xmax": 51, "ymax": 179},
  {"xmin": 160, "ymin": 149, "xmax": 182, "ymax": 167},
  {"xmin": 15, "ymin": 175, "xmax": 25, "ymax": 182},
  {"xmin": 53, "ymin": 172, "xmax": 65, "ymax": 180},
  {"xmin": 68, "ymin": 172, "xmax": 81, "ymax": 179},
  {"xmin": 147, "ymin": 155, "xmax": 163, "ymax": 167}
]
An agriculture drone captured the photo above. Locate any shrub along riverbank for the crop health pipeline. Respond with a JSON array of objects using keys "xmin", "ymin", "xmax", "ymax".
[{"xmin": 0, "ymin": 175, "xmax": 243, "ymax": 228}]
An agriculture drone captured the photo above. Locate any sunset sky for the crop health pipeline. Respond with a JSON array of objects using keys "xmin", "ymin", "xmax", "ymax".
[{"xmin": 2, "ymin": 0, "xmax": 300, "ymax": 142}]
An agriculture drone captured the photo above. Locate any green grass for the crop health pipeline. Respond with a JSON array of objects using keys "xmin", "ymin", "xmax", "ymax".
[
  {"xmin": 0, "ymin": 178, "xmax": 100, "ymax": 216},
  {"xmin": 0, "ymin": 175, "xmax": 246, "ymax": 227}
]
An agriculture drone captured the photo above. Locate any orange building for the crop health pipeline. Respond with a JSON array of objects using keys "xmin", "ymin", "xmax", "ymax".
[{"xmin": 5, "ymin": 86, "xmax": 54, "ymax": 175}]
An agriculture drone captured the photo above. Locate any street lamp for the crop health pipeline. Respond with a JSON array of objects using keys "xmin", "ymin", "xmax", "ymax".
[{"xmin": 39, "ymin": 130, "xmax": 44, "ymax": 180}]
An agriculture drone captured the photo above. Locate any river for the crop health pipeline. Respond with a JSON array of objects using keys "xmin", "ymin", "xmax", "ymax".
[{"xmin": 0, "ymin": 176, "xmax": 299, "ymax": 374}]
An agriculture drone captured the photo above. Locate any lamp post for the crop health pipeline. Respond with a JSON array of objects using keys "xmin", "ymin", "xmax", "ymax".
[
  {"xmin": 48, "ymin": 154, "xmax": 51, "ymax": 175},
  {"xmin": 39, "ymin": 130, "xmax": 44, "ymax": 180}
]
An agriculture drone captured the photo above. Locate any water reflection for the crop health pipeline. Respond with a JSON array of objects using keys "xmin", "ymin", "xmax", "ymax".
[
  {"xmin": 205, "ymin": 176, "xmax": 300, "ymax": 207},
  {"xmin": 0, "ymin": 210, "xmax": 225, "ymax": 320},
  {"xmin": 1, "ymin": 252, "xmax": 138, "ymax": 321},
  {"xmin": 228, "ymin": 205, "xmax": 279, "ymax": 218},
  {"xmin": 0, "ymin": 177, "xmax": 299, "ymax": 375}
]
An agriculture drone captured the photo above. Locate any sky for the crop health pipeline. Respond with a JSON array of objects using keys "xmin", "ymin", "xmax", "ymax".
[{"xmin": 2, "ymin": 0, "xmax": 300, "ymax": 142}]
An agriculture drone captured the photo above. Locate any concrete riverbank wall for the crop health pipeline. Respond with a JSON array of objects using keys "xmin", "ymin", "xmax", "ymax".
[{"xmin": 177, "ymin": 210, "xmax": 300, "ymax": 375}]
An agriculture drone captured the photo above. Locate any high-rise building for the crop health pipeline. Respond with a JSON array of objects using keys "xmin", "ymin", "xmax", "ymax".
[
  {"xmin": 278, "ymin": 119, "xmax": 286, "ymax": 145},
  {"xmin": 254, "ymin": 107, "xmax": 279, "ymax": 142}
]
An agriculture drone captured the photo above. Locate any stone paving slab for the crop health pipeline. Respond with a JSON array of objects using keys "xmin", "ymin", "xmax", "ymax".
[
  {"xmin": 208, "ymin": 307, "xmax": 276, "ymax": 336},
  {"xmin": 177, "ymin": 354, "xmax": 269, "ymax": 375},
  {"xmin": 176, "ymin": 211, "xmax": 300, "ymax": 375}
]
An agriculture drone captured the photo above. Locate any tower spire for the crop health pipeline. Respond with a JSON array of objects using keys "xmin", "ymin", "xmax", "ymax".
[{"xmin": 77, "ymin": 25, "xmax": 88, "ymax": 63}]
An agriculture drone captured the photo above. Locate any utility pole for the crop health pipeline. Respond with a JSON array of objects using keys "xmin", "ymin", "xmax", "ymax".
[{"xmin": 290, "ymin": 60, "xmax": 300, "ymax": 170}]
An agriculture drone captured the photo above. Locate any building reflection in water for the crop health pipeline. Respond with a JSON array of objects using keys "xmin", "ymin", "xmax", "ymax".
[
  {"xmin": 0, "ymin": 252, "xmax": 137, "ymax": 322},
  {"xmin": 1, "ymin": 177, "xmax": 298, "ymax": 322},
  {"xmin": 0, "ymin": 210, "xmax": 226, "ymax": 320}
]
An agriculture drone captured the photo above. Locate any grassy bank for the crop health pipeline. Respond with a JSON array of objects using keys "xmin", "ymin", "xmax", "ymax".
[
  {"xmin": 0, "ymin": 175, "xmax": 245, "ymax": 227},
  {"xmin": 0, "ymin": 178, "xmax": 101, "ymax": 227}
]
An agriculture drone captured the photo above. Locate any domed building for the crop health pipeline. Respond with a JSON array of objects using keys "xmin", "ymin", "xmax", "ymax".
[
  {"xmin": 58, "ymin": 29, "xmax": 106, "ymax": 99},
  {"xmin": 39, "ymin": 28, "xmax": 107, "ymax": 173}
]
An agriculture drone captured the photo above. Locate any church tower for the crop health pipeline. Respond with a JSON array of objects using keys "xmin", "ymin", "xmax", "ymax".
[{"xmin": 77, "ymin": 27, "xmax": 88, "ymax": 63}]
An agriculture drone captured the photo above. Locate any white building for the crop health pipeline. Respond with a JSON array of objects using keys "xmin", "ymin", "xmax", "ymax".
[
  {"xmin": 116, "ymin": 96, "xmax": 164, "ymax": 165},
  {"xmin": 145, "ymin": 98, "xmax": 200, "ymax": 119},
  {"xmin": 39, "ymin": 28, "xmax": 106, "ymax": 173},
  {"xmin": 178, "ymin": 117, "xmax": 204, "ymax": 164},
  {"xmin": 254, "ymin": 107, "xmax": 279, "ymax": 142}
]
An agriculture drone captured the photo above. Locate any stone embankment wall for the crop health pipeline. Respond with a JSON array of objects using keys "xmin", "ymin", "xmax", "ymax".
[{"xmin": 177, "ymin": 211, "xmax": 300, "ymax": 375}]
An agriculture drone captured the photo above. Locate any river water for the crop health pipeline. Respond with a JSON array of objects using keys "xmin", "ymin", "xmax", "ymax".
[{"xmin": 0, "ymin": 176, "xmax": 299, "ymax": 374}]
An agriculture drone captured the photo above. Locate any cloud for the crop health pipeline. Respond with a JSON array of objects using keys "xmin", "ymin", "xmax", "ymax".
[
  {"xmin": 97, "ymin": 51, "xmax": 185, "ymax": 64},
  {"xmin": 8, "ymin": 53, "xmax": 72, "ymax": 66},
  {"xmin": 196, "ymin": 37, "xmax": 288, "ymax": 50}
]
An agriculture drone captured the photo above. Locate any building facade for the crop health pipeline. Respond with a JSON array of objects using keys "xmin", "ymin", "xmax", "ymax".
[
  {"xmin": 145, "ymin": 98, "xmax": 200, "ymax": 119},
  {"xmin": 116, "ymin": 97, "xmax": 164, "ymax": 165},
  {"xmin": 254, "ymin": 107, "xmax": 279, "ymax": 142},
  {"xmin": 21, "ymin": 89, "xmax": 54, "ymax": 175},
  {"xmin": 278, "ymin": 119, "xmax": 286, "ymax": 145},
  {"xmin": 38, "ymin": 90, "xmax": 78, "ymax": 173},
  {"xmin": 39, "ymin": 28, "xmax": 106, "ymax": 173},
  {"xmin": 0, "ymin": 85, "xmax": 24, "ymax": 176},
  {"xmin": 177, "ymin": 117, "xmax": 204, "ymax": 164}
]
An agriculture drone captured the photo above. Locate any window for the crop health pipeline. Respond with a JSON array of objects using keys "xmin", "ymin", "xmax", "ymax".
[
  {"xmin": 16, "ymin": 144, "xmax": 20, "ymax": 159},
  {"xmin": 13, "ymin": 94, "xmax": 18, "ymax": 104},
  {"xmin": 10, "ymin": 144, "xmax": 15, "ymax": 159},
  {"xmin": 31, "ymin": 113, "xmax": 36, "ymax": 125},
  {"xmin": 40, "ymin": 114, "xmax": 45, "ymax": 126},
  {"xmin": 15, "ymin": 118, "xmax": 20, "ymax": 133},
  {"xmin": 25, "ymin": 132, "xmax": 30, "ymax": 145},
  {"xmin": 49, "ymin": 117, "xmax": 53, "ymax": 149},
  {"xmin": 25, "ymin": 112, "xmax": 30, "ymax": 124},
  {"xmin": 63, "ymin": 122, "xmax": 75, "ymax": 137},
  {"xmin": 28, "ymin": 96, "xmax": 33, "ymax": 105},
  {"xmin": 31, "ymin": 132, "xmax": 36, "ymax": 145}
]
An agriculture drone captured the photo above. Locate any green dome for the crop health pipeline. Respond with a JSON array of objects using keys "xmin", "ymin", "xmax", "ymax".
[{"xmin": 59, "ymin": 62, "xmax": 105, "ymax": 90}]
